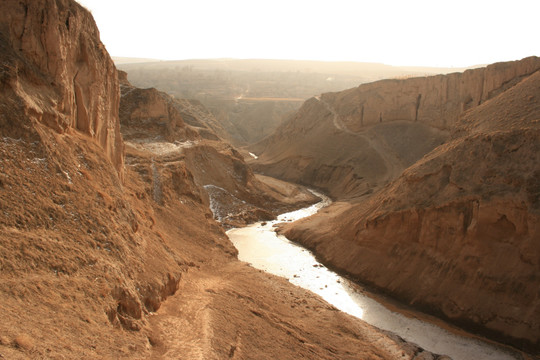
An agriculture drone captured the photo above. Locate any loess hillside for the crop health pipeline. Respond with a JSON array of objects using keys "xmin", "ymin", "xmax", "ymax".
[{"xmin": 252, "ymin": 57, "xmax": 540, "ymax": 200}]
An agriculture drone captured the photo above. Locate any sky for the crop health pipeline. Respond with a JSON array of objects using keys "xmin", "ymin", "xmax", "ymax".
[{"xmin": 77, "ymin": 0, "xmax": 539, "ymax": 68}]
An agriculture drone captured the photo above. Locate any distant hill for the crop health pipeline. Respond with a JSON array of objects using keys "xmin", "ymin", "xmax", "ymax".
[
  {"xmin": 116, "ymin": 58, "xmax": 473, "ymax": 146},
  {"xmin": 112, "ymin": 56, "xmax": 161, "ymax": 64},
  {"xmin": 116, "ymin": 57, "xmax": 473, "ymax": 77}
]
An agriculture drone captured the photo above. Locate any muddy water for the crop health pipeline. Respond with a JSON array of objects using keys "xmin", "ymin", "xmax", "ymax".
[{"xmin": 227, "ymin": 192, "xmax": 522, "ymax": 360}]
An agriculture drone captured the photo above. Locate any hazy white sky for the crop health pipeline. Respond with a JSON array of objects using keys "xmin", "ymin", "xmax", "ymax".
[{"xmin": 78, "ymin": 0, "xmax": 539, "ymax": 67}]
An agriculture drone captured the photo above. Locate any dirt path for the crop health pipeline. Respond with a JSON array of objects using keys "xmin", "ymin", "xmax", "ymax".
[
  {"xmin": 148, "ymin": 268, "xmax": 227, "ymax": 359},
  {"xmin": 147, "ymin": 261, "xmax": 435, "ymax": 360},
  {"xmin": 315, "ymin": 95, "xmax": 355, "ymax": 134},
  {"xmin": 315, "ymin": 96, "xmax": 404, "ymax": 182}
]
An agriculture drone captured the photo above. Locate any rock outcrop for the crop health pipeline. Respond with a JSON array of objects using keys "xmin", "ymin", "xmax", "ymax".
[
  {"xmin": 0, "ymin": 0, "xmax": 124, "ymax": 177},
  {"xmin": 119, "ymin": 77, "xmax": 199, "ymax": 143},
  {"xmin": 280, "ymin": 63, "xmax": 540, "ymax": 353}
]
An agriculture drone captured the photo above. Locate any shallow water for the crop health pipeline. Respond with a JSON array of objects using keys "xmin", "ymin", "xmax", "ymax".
[{"xmin": 227, "ymin": 192, "xmax": 522, "ymax": 360}]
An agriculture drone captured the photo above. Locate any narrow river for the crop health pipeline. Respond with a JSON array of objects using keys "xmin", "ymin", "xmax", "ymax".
[{"xmin": 226, "ymin": 192, "xmax": 523, "ymax": 360}]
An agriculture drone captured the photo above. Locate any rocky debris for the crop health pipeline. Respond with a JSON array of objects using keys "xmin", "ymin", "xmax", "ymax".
[{"xmin": 281, "ymin": 64, "xmax": 540, "ymax": 354}]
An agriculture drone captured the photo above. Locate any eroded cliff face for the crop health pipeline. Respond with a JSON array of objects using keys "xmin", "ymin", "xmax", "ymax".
[
  {"xmin": 281, "ymin": 68, "xmax": 540, "ymax": 353},
  {"xmin": 0, "ymin": 2, "xmax": 223, "ymax": 354},
  {"xmin": 328, "ymin": 56, "xmax": 540, "ymax": 131},
  {"xmin": 0, "ymin": 0, "xmax": 123, "ymax": 176},
  {"xmin": 252, "ymin": 57, "xmax": 540, "ymax": 199}
]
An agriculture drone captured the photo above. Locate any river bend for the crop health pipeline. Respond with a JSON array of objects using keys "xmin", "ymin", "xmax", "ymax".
[{"xmin": 227, "ymin": 192, "xmax": 522, "ymax": 360}]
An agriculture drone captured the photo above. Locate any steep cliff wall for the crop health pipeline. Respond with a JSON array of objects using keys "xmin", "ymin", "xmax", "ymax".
[
  {"xmin": 282, "ymin": 68, "xmax": 540, "ymax": 353},
  {"xmin": 328, "ymin": 56, "xmax": 540, "ymax": 131},
  {"xmin": 0, "ymin": 0, "xmax": 123, "ymax": 176}
]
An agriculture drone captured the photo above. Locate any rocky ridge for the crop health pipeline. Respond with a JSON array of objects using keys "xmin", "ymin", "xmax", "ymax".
[{"xmin": 0, "ymin": 0, "xmax": 124, "ymax": 176}]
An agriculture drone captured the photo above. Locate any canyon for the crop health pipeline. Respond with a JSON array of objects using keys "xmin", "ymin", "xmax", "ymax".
[
  {"xmin": 118, "ymin": 58, "xmax": 472, "ymax": 147},
  {"xmin": 0, "ymin": 0, "xmax": 442, "ymax": 359},
  {"xmin": 0, "ymin": 0, "xmax": 538, "ymax": 358}
]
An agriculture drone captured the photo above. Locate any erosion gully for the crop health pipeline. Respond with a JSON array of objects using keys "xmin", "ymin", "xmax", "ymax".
[{"xmin": 227, "ymin": 191, "xmax": 525, "ymax": 360}]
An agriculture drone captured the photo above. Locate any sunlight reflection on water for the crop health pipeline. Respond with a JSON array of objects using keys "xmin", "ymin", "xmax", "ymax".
[{"xmin": 227, "ymin": 192, "xmax": 521, "ymax": 360}]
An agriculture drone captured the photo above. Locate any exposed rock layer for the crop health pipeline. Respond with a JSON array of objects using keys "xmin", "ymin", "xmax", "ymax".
[
  {"xmin": 0, "ymin": 0, "xmax": 124, "ymax": 176},
  {"xmin": 327, "ymin": 56, "xmax": 540, "ymax": 130}
]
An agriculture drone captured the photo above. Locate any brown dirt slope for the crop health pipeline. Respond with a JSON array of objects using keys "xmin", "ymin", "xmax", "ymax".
[
  {"xmin": 281, "ymin": 67, "xmax": 540, "ymax": 354},
  {"xmin": 148, "ymin": 261, "xmax": 445, "ymax": 360},
  {"xmin": 251, "ymin": 57, "xmax": 540, "ymax": 199},
  {"xmin": 119, "ymin": 74, "xmax": 319, "ymax": 228},
  {"xmin": 0, "ymin": 1, "xmax": 438, "ymax": 359}
]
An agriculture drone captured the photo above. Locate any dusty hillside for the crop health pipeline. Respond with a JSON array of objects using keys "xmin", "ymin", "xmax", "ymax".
[
  {"xmin": 0, "ymin": 1, "xmax": 439, "ymax": 359},
  {"xmin": 251, "ymin": 57, "xmax": 540, "ymax": 199},
  {"xmin": 280, "ymin": 66, "xmax": 540, "ymax": 353},
  {"xmin": 118, "ymin": 73, "xmax": 319, "ymax": 228}
]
